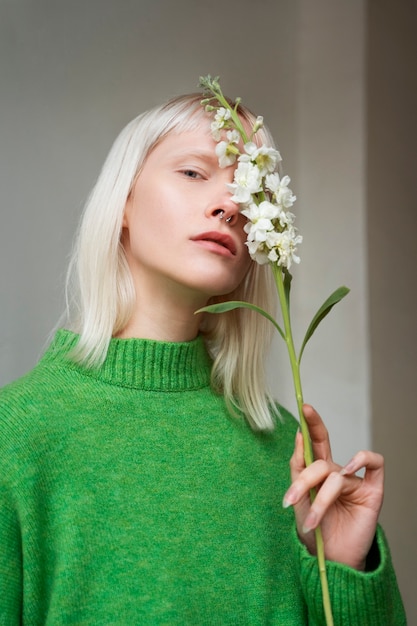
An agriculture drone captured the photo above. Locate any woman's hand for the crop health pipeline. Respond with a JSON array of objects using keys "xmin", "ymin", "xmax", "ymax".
[{"xmin": 283, "ymin": 404, "xmax": 384, "ymax": 570}]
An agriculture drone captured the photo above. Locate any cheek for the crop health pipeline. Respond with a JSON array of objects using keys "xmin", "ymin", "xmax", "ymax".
[
  {"xmin": 236, "ymin": 214, "xmax": 248, "ymax": 240},
  {"xmin": 124, "ymin": 189, "xmax": 167, "ymax": 242}
]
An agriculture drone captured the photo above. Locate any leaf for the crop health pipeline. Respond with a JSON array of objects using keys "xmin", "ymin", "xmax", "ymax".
[
  {"xmin": 283, "ymin": 269, "xmax": 293, "ymax": 311},
  {"xmin": 196, "ymin": 300, "xmax": 285, "ymax": 341},
  {"xmin": 298, "ymin": 286, "xmax": 350, "ymax": 364}
]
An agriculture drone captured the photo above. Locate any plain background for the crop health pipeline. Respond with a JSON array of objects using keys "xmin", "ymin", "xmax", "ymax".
[{"xmin": 0, "ymin": 0, "xmax": 415, "ymax": 621}]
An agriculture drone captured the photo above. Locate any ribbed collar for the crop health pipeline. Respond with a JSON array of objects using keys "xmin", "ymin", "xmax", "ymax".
[{"xmin": 43, "ymin": 329, "xmax": 213, "ymax": 392}]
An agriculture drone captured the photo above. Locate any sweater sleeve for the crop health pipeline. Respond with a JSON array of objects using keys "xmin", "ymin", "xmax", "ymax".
[
  {"xmin": 0, "ymin": 483, "xmax": 22, "ymax": 624},
  {"xmin": 0, "ymin": 391, "xmax": 24, "ymax": 624},
  {"xmin": 292, "ymin": 524, "xmax": 406, "ymax": 625}
]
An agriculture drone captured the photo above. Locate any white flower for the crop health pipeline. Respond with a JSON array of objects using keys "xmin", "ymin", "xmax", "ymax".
[
  {"xmin": 227, "ymin": 161, "xmax": 263, "ymax": 204},
  {"xmin": 276, "ymin": 176, "xmax": 297, "ymax": 208},
  {"xmin": 266, "ymin": 173, "xmax": 296, "ymax": 208},
  {"xmin": 244, "ymin": 219, "xmax": 272, "ymax": 243},
  {"xmin": 243, "ymin": 222, "xmax": 302, "ymax": 270},
  {"xmin": 278, "ymin": 209, "xmax": 295, "ymax": 228},
  {"xmin": 241, "ymin": 199, "xmax": 279, "ymax": 220},
  {"xmin": 210, "ymin": 107, "xmax": 232, "ymax": 140},
  {"xmin": 265, "ymin": 173, "xmax": 280, "ymax": 194},
  {"xmin": 267, "ymin": 228, "xmax": 303, "ymax": 269},
  {"xmin": 215, "ymin": 129, "xmax": 240, "ymax": 168},
  {"xmin": 246, "ymin": 240, "xmax": 270, "ymax": 265},
  {"xmin": 215, "ymin": 107, "xmax": 231, "ymax": 123},
  {"xmin": 201, "ymin": 81, "xmax": 301, "ymax": 268},
  {"xmin": 252, "ymin": 116, "xmax": 264, "ymax": 133},
  {"xmin": 227, "ymin": 129, "xmax": 240, "ymax": 144},
  {"xmin": 241, "ymin": 201, "xmax": 283, "ymax": 263},
  {"xmin": 240, "ymin": 143, "xmax": 282, "ymax": 176}
]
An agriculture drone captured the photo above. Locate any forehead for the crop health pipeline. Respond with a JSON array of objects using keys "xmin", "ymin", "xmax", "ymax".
[{"xmin": 147, "ymin": 127, "xmax": 218, "ymax": 161}]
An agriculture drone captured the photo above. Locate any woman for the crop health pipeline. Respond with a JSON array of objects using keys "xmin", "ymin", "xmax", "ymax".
[{"xmin": 0, "ymin": 93, "xmax": 405, "ymax": 624}]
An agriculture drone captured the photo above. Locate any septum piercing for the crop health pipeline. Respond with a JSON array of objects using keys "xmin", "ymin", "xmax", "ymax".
[{"xmin": 218, "ymin": 210, "xmax": 232, "ymax": 223}]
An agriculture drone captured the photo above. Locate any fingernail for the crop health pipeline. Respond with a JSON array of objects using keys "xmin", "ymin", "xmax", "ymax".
[
  {"xmin": 340, "ymin": 459, "xmax": 355, "ymax": 476},
  {"xmin": 302, "ymin": 511, "xmax": 317, "ymax": 533},
  {"xmin": 282, "ymin": 489, "xmax": 297, "ymax": 508}
]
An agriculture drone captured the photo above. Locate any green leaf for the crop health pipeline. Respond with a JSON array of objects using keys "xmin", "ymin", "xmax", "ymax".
[
  {"xmin": 298, "ymin": 286, "xmax": 350, "ymax": 364},
  {"xmin": 196, "ymin": 300, "xmax": 285, "ymax": 341},
  {"xmin": 283, "ymin": 269, "xmax": 293, "ymax": 311}
]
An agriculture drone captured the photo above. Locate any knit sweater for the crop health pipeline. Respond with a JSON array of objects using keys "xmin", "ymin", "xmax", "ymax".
[{"xmin": 0, "ymin": 330, "xmax": 405, "ymax": 625}]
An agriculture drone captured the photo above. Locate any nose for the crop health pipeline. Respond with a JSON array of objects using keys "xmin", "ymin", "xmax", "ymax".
[{"xmin": 206, "ymin": 185, "xmax": 240, "ymax": 226}]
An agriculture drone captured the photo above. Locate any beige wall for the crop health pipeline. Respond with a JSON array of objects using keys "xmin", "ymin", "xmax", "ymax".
[
  {"xmin": 0, "ymin": 0, "xmax": 414, "ymax": 619},
  {"xmin": 367, "ymin": 0, "xmax": 417, "ymax": 621}
]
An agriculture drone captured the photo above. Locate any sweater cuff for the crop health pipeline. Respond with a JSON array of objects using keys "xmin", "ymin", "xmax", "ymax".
[{"xmin": 292, "ymin": 524, "xmax": 406, "ymax": 625}]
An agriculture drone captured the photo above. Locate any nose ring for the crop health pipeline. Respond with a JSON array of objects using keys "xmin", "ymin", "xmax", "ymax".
[{"xmin": 218, "ymin": 210, "xmax": 232, "ymax": 223}]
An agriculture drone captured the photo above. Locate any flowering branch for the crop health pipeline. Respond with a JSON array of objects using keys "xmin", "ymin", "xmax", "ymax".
[{"xmin": 197, "ymin": 75, "xmax": 350, "ymax": 626}]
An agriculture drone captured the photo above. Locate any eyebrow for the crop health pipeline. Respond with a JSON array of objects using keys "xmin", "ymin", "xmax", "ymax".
[{"xmin": 168, "ymin": 148, "xmax": 218, "ymax": 163}]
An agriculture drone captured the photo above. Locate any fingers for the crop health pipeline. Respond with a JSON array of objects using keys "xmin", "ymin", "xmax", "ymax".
[
  {"xmin": 289, "ymin": 430, "xmax": 304, "ymax": 479},
  {"xmin": 285, "ymin": 448, "xmax": 385, "ymax": 531},
  {"xmin": 302, "ymin": 404, "xmax": 332, "ymax": 462},
  {"xmin": 301, "ymin": 470, "xmax": 346, "ymax": 533},
  {"xmin": 289, "ymin": 404, "xmax": 331, "ymax": 480},
  {"xmin": 299, "ymin": 405, "xmax": 384, "ymax": 483},
  {"xmin": 341, "ymin": 450, "xmax": 384, "ymax": 485},
  {"xmin": 286, "ymin": 409, "xmax": 385, "ymax": 568},
  {"xmin": 285, "ymin": 457, "xmax": 339, "ymax": 509}
]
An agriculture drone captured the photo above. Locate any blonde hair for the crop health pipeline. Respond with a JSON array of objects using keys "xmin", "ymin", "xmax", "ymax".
[{"xmin": 65, "ymin": 93, "xmax": 279, "ymax": 430}]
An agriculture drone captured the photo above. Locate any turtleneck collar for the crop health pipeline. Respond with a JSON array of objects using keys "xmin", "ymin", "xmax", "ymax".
[{"xmin": 43, "ymin": 329, "xmax": 213, "ymax": 392}]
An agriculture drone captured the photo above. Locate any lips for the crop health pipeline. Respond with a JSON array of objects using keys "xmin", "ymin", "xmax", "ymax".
[{"xmin": 191, "ymin": 231, "xmax": 237, "ymax": 256}]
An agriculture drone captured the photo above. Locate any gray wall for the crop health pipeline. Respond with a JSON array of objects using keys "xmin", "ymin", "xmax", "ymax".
[{"xmin": 0, "ymin": 0, "xmax": 414, "ymax": 620}]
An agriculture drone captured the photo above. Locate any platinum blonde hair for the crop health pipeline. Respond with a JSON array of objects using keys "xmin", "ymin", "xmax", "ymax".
[{"xmin": 65, "ymin": 93, "xmax": 279, "ymax": 430}]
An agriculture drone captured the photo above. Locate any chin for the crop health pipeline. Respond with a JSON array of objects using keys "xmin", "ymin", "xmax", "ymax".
[{"xmin": 192, "ymin": 267, "xmax": 248, "ymax": 296}]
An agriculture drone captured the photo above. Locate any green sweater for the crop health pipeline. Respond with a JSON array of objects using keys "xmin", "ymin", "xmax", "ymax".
[{"xmin": 0, "ymin": 330, "xmax": 405, "ymax": 625}]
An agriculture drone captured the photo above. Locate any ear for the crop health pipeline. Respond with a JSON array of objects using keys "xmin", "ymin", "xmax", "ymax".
[{"xmin": 122, "ymin": 194, "xmax": 132, "ymax": 229}]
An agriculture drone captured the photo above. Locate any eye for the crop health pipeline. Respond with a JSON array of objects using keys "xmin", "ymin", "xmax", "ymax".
[{"xmin": 181, "ymin": 169, "xmax": 203, "ymax": 179}]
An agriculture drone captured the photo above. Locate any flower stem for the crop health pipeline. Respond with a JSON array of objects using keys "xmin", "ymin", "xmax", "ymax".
[
  {"xmin": 272, "ymin": 263, "xmax": 334, "ymax": 626},
  {"xmin": 199, "ymin": 76, "xmax": 250, "ymax": 143}
]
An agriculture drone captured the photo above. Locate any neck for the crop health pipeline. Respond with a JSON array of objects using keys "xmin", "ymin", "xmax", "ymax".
[
  {"xmin": 117, "ymin": 281, "xmax": 208, "ymax": 343},
  {"xmin": 118, "ymin": 306, "xmax": 202, "ymax": 342}
]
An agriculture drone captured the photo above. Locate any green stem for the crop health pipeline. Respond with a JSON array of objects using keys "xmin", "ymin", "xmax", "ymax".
[
  {"xmin": 201, "ymin": 78, "xmax": 250, "ymax": 143},
  {"xmin": 200, "ymin": 76, "xmax": 333, "ymax": 624},
  {"xmin": 215, "ymin": 90, "xmax": 249, "ymax": 143},
  {"xmin": 272, "ymin": 264, "xmax": 334, "ymax": 626}
]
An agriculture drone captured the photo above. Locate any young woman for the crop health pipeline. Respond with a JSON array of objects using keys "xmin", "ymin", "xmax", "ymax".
[{"xmin": 0, "ymin": 93, "xmax": 405, "ymax": 624}]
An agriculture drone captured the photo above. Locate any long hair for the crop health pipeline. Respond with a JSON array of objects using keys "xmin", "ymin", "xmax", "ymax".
[{"xmin": 64, "ymin": 93, "xmax": 279, "ymax": 430}]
